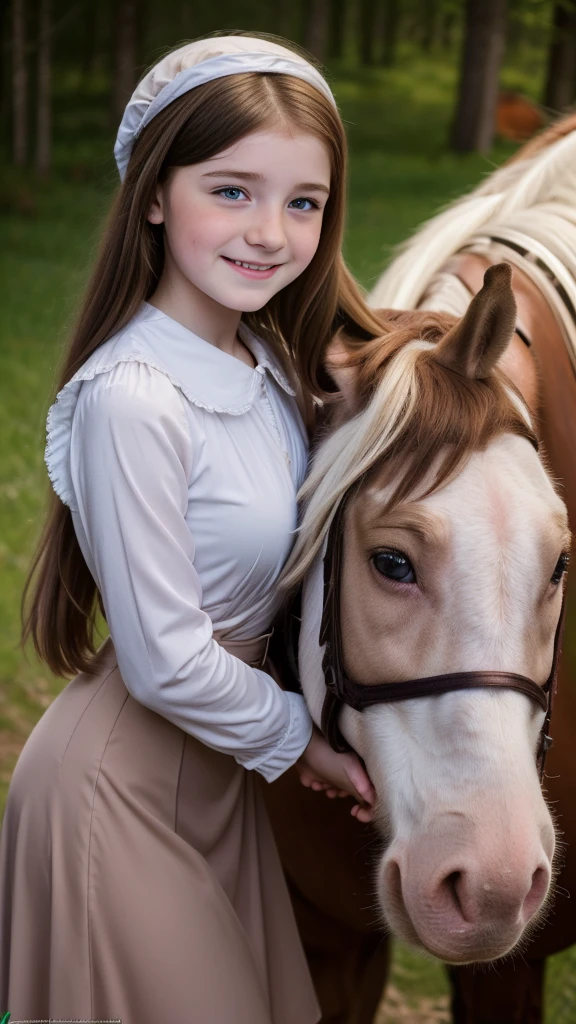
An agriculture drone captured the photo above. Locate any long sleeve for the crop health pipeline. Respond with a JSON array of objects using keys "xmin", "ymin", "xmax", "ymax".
[{"xmin": 69, "ymin": 360, "xmax": 312, "ymax": 782}]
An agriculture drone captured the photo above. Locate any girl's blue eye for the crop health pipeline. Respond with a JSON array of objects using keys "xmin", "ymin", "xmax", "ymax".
[
  {"xmin": 289, "ymin": 197, "xmax": 319, "ymax": 211},
  {"xmin": 218, "ymin": 187, "xmax": 246, "ymax": 201}
]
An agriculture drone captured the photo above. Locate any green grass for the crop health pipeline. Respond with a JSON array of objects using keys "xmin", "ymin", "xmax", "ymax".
[{"xmin": 1, "ymin": 51, "xmax": 575, "ymax": 1022}]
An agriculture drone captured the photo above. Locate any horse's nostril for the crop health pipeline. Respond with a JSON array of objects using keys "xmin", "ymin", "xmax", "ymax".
[
  {"xmin": 441, "ymin": 870, "xmax": 467, "ymax": 922},
  {"xmin": 523, "ymin": 864, "xmax": 550, "ymax": 921}
]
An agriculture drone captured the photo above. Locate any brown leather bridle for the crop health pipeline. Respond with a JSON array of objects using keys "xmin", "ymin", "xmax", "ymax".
[{"xmin": 319, "ymin": 496, "xmax": 566, "ymax": 782}]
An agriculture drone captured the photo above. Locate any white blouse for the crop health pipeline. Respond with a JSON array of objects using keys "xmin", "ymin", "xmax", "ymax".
[{"xmin": 44, "ymin": 301, "xmax": 313, "ymax": 782}]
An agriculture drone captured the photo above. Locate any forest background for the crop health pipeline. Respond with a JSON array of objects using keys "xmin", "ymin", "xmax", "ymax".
[{"xmin": 2, "ymin": 0, "xmax": 576, "ymax": 1020}]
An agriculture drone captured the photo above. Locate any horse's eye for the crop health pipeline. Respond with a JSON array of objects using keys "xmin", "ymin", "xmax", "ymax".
[
  {"xmin": 372, "ymin": 550, "xmax": 416, "ymax": 584},
  {"xmin": 551, "ymin": 552, "xmax": 570, "ymax": 585}
]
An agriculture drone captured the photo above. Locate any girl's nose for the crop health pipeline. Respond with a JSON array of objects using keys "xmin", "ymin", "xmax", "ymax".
[{"xmin": 244, "ymin": 209, "xmax": 286, "ymax": 252}]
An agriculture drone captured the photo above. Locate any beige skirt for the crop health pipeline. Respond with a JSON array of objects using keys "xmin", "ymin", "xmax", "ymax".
[{"xmin": 0, "ymin": 636, "xmax": 320, "ymax": 1024}]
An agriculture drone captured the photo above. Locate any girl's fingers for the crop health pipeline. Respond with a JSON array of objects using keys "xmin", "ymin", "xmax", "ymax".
[
  {"xmin": 304, "ymin": 778, "xmax": 351, "ymax": 799},
  {"xmin": 351, "ymin": 803, "xmax": 374, "ymax": 823},
  {"xmin": 298, "ymin": 772, "xmax": 364, "ymax": 803},
  {"xmin": 344, "ymin": 758, "xmax": 376, "ymax": 805},
  {"xmin": 299, "ymin": 768, "xmax": 376, "ymax": 819},
  {"xmin": 296, "ymin": 738, "xmax": 377, "ymax": 815}
]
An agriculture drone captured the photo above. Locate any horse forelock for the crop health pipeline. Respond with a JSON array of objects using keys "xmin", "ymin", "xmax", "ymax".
[{"xmin": 281, "ymin": 319, "xmax": 537, "ymax": 592}]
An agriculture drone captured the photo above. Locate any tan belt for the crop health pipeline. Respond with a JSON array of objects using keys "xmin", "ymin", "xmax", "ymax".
[
  {"xmin": 213, "ymin": 628, "xmax": 273, "ymax": 668},
  {"xmin": 90, "ymin": 628, "xmax": 274, "ymax": 674}
]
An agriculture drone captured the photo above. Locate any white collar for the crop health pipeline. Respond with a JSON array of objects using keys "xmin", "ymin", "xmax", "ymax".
[
  {"xmin": 133, "ymin": 302, "xmax": 296, "ymax": 415},
  {"xmin": 45, "ymin": 303, "xmax": 298, "ymax": 511}
]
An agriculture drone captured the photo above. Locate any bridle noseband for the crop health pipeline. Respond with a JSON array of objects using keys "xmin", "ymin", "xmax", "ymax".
[{"xmin": 319, "ymin": 498, "xmax": 565, "ymax": 781}]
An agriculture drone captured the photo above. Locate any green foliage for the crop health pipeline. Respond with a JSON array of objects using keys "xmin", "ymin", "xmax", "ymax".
[
  {"xmin": 378, "ymin": 943, "xmax": 451, "ymax": 1022},
  {"xmin": 547, "ymin": 944, "xmax": 576, "ymax": 1022},
  {"xmin": 508, "ymin": 0, "xmax": 555, "ymax": 31},
  {"xmin": 378, "ymin": 941, "xmax": 576, "ymax": 1022}
]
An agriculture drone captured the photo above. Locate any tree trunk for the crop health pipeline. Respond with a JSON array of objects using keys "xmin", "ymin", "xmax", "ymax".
[
  {"xmin": 35, "ymin": 0, "xmax": 51, "ymax": 178},
  {"xmin": 359, "ymin": 0, "xmax": 377, "ymax": 65},
  {"xmin": 112, "ymin": 0, "xmax": 137, "ymax": 126},
  {"xmin": 81, "ymin": 0, "xmax": 99, "ymax": 83},
  {"xmin": 451, "ymin": 0, "xmax": 508, "ymax": 154},
  {"xmin": 12, "ymin": 0, "xmax": 27, "ymax": 165},
  {"xmin": 543, "ymin": 1, "xmax": 576, "ymax": 112},
  {"xmin": 328, "ymin": 0, "xmax": 346, "ymax": 59},
  {"xmin": 381, "ymin": 0, "xmax": 399, "ymax": 67},
  {"xmin": 304, "ymin": 0, "xmax": 329, "ymax": 63},
  {"xmin": 0, "ymin": 0, "xmax": 11, "ymax": 116},
  {"xmin": 421, "ymin": 0, "xmax": 438, "ymax": 51}
]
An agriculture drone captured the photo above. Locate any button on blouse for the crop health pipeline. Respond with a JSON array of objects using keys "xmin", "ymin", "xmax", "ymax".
[{"xmin": 44, "ymin": 302, "xmax": 313, "ymax": 782}]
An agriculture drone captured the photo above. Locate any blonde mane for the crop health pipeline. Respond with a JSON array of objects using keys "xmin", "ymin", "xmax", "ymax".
[
  {"xmin": 369, "ymin": 113, "xmax": 576, "ymax": 314},
  {"xmin": 282, "ymin": 312, "xmax": 535, "ymax": 590}
]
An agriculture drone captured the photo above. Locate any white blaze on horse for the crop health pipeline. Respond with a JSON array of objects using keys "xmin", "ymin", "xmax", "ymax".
[{"xmin": 282, "ymin": 264, "xmax": 570, "ymax": 964}]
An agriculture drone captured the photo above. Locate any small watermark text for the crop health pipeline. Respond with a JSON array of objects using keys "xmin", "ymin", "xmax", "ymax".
[{"xmin": 1, "ymin": 1018, "xmax": 121, "ymax": 1023}]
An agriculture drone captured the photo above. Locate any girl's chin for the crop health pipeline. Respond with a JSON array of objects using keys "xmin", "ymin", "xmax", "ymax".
[{"xmin": 216, "ymin": 286, "xmax": 286, "ymax": 312}]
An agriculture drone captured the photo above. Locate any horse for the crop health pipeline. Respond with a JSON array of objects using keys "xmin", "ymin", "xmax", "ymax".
[
  {"xmin": 369, "ymin": 110, "xmax": 576, "ymax": 1022},
  {"xmin": 264, "ymin": 114, "xmax": 576, "ymax": 1024}
]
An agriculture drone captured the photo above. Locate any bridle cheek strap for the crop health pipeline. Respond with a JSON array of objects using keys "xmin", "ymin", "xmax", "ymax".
[{"xmin": 319, "ymin": 500, "xmax": 566, "ymax": 782}]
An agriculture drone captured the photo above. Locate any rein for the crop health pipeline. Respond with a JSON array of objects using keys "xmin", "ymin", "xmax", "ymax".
[{"xmin": 319, "ymin": 496, "xmax": 566, "ymax": 782}]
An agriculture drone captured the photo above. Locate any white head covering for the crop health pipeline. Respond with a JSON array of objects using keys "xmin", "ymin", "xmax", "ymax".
[{"xmin": 114, "ymin": 35, "xmax": 337, "ymax": 181}]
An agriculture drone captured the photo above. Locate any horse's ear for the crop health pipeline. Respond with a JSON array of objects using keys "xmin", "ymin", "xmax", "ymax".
[{"xmin": 433, "ymin": 262, "xmax": 517, "ymax": 378}]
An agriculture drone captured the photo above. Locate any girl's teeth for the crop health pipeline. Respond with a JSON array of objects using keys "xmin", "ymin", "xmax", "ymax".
[{"xmin": 232, "ymin": 260, "xmax": 274, "ymax": 271}]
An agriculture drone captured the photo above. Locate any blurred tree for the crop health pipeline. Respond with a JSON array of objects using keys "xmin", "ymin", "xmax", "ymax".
[
  {"xmin": 35, "ymin": 0, "xmax": 51, "ymax": 177},
  {"xmin": 328, "ymin": 0, "xmax": 345, "ymax": 59},
  {"xmin": 12, "ymin": 0, "xmax": 27, "ymax": 164},
  {"xmin": 81, "ymin": 0, "xmax": 98, "ymax": 84},
  {"xmin": 359, "ymin": 0, "xmax": 377, "ymax": 64},
  {"xmin": 112, "ymin": 0, "xmax": 138, "ymax": 124},
  {"xmin": 303, "ymin": 0, "xmax": 329, "ymax": 61},
  {"xmin": 543, "ymin": 0, "xmax": 576, "ymax": 111},
  {"xmin": 275, "ymin": 0, "xmax": 294, "ymax": 40},
  {"xmin": 0, "ymin": 0, "xmax": 10, "ymax": 115},
  {"xmin": 381, "ymin": 0, "xmax": 399, "ymax": 65},
  {"xmin": 451, "ymin": 0, "xmax": 508, "ymax": 152},
  {"xmin": 421, "ymin": 0, "xmax": 438, "ymax": 50}
]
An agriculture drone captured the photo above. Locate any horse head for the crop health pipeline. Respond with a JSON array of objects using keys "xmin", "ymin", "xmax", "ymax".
[{"xmin": 283, "ymin": 263, "xmax": 570, "ymax": 964}]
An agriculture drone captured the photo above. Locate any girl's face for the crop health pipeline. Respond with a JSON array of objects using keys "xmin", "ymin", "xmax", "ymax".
[{"xmin": 147, "ymin": 128, "xmax": 331, "ymax": 314}]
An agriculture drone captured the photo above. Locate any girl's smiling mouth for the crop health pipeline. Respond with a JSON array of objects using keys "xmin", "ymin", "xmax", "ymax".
[{"xmin": 221, "ymin": 255, "xmax": 282, "ymax": 279}]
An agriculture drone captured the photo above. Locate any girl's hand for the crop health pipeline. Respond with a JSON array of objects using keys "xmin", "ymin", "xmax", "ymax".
[{"xmin": 296, "ymin": 728, "xmax": 376, "ymax": 823}]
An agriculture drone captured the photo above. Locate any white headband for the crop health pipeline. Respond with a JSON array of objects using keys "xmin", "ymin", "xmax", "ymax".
[{"xmin": 114, "ymin": 37, "xmax": 337, "ymax": 181}]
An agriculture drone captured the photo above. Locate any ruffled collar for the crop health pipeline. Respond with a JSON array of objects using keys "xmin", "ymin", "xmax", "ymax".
[
  {"xmin": 133, "ymin": 301, "xmax": 296, "ymax": 414},
  {"xmin": 44, "ymin": 302, "xmax": 300, "ymax": 510}
]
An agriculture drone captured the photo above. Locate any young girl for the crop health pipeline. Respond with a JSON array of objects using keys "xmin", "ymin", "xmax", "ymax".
[{"xmin": 0, "ymin": 32, "xmax": 381, "ymax": 1024}]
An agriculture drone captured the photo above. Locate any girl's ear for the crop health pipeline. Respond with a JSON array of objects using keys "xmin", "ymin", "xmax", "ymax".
[{"xmin": 147, "ymin": 185, "xmax": 165, "ymax": 225}]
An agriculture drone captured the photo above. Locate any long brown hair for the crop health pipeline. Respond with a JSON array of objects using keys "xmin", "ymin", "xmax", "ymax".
[{"xmin": 21, "ymin": 37, "xmax": 385, "ymax": 678}]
